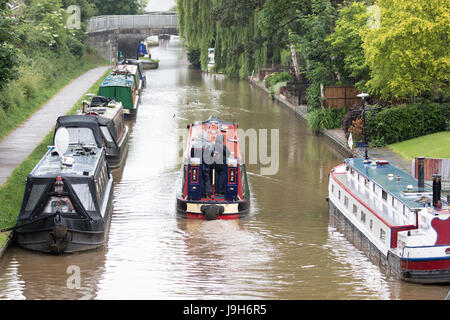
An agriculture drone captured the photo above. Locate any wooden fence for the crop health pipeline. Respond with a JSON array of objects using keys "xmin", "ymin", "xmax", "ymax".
[
  {"xmin": 321, "ymin": 85, "xmax": 362, "ymax": 109},
  {"xmin": 412, "ymin": 157, "xmax": 450, "ymax": 191}
]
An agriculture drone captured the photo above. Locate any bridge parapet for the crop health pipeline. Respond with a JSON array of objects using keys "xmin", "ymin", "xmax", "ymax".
[{"xmin": 87, "ymin": 14, "xmax": 178, "ymax": 33}]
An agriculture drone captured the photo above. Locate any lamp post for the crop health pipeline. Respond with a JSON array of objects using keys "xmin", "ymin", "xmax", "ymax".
[{"xmin": 356, "ymin": 93, "xmax": 369, "ymax": 160}]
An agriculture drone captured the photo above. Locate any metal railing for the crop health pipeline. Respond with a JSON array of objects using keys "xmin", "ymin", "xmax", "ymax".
[{"xmin": 87, "ymin": 14, "xmax": 178, "ymax": 33}]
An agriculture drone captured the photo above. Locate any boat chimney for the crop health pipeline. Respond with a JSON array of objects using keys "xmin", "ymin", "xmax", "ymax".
[
  {"xmin": 432, "ymin": 174, "xmax": 441, "ymax": 208},
  {"xmin": 82, "ymin": 101, "xmax": 89, "ymax": 113},
  {"xmin": 417, "ymin": 156, "xmax": 425, "ymax": 192}
]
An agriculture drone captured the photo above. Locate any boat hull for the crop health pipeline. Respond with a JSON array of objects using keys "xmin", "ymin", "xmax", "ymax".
[
  {"xmin": 124, "ymin": 107, "xmax": 137, "ymax": 120},
  {"xmin": 329, "ymin": 200, "xmax": 450, "ymax": 284},
  {"xmin": 176, "ymin": 198, "xmax": 250, "ymax": 220},
  {"xmin": 106, "ymin": 128, "xmax": 129, "ymax": 169},
  {"xmin": 14, "ymin": 184, "xmax": 113, "ymax": 254}
]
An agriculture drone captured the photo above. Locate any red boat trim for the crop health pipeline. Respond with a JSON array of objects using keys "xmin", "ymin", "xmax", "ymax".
[
  {"xmin": 331, "ymin": 169, "xmax": 394, "ymax": 228},
  {"xmin": 401, "ymin": 257, "xmax": 450, "ymax": 271},
  {"xmin": 186, "ymin": 213, "xmax": 239, "ymax": 220},
  {"xmin": 331, "ymin": 168, "xmax": 417, "ymax": 248}
]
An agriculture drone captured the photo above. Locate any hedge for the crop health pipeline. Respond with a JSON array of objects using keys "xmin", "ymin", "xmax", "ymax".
[{"xmin": 366, "ymin": 102, "xmax": 449, "ymax": 145}]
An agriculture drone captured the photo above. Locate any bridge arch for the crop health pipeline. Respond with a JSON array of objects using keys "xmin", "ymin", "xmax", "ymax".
[{"xmin": 86, "ymin": 13, "xmax": 178, "ymax": 62}]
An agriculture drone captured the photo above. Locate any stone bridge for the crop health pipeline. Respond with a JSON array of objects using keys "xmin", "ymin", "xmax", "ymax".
[{"xmin": 86, "ymin": 12, "xmax": 178, "ymax": 62}]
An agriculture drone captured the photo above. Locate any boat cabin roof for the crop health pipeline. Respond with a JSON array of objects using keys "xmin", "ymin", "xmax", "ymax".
[
  {"xmin": 114, "ymin": 64, "xmax": 138, "ymax": 76},
  {"xmin": 186, "ymin": 116, "xmax": 241, "ymax": 161},
  {"xmin": 117, "ymin": 59, "xmax": 143, "ymax": 66},
  {"xmin": 30, "ymin": 145, "xmax": 104, "ymax": 178},
  {"xmin": 345, "ymin": 158, "xmax": 432, "ymax": 210},
  {"xmin": 101, "ymin": 74, "xmax": 134, "ymax": 88},
  {"xmin": 79, "ymin": 96, "xmax": 123, "ymax": 121}
]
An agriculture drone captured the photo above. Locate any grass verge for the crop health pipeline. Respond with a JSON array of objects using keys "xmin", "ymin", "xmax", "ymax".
[
  {"xmin": 0, "ymin": 53, "xmax": 109, "ymax": 142},
  {"xmin": 0, "ymin": 67, "xmax": 111, "ymax": 250},
  {"xmin": 387, "ymin": 131, "xmax": 450, "ymax": 162}
]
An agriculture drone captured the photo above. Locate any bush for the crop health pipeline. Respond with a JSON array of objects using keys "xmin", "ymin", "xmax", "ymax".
[
  {"xmin": 366, "ymin": 102, "xmax": 449, "ymax": 145},
  {"xmin": 264, "ymin": 72, "xmax": 292, "ymax": 89},
  {"xmin": 66, "ymin": 36, "xmax": 84, "ymax": 58},
  {"xmin": 307, "ymin": 107, "xmax": 346, "ymax": 132},
  {"xmin": 187, "ymin": 47, "xmax": 201, "ymax": 68}
]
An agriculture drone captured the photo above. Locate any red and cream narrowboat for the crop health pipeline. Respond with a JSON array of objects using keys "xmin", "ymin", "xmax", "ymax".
[
  {"xmin": 328, "ymin": 157, "xmax": 450, "ymax": 283},
  {"xmin": 176, "ymin": 116, "xmax": 250, "ymax": 220}
]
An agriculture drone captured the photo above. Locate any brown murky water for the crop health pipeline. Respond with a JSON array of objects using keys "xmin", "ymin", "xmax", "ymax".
[{"xmin": 0, "ymin": 40, "xmax": 448, "ymax": 300}]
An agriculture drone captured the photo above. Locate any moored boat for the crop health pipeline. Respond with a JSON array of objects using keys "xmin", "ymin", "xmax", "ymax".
[
  {"xmin": 78, "ymin": 95, "xmax": 129, "ymax": 169},
  {"xmin": 13, "ymin": 123, "xmax": 113, "ymax": 254},
  {"xmin": 98, "ymin": 73, "xmax": 138, "ymax": 119},
  {"xmin": 176, "ymin": 116, "xmax": 250, "ymax": 220},
  {"xmin": 328, "ymin": 157, "xmax": 450, "ymax": 283},
  {"xmin": 114, "ymin": 60, "xmax": 146, "ymax": 94}
]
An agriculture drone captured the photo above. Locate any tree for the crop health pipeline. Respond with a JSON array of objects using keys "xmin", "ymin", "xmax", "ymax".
[
  {"xmin": 92, "ymin": 0, "xmax": 148, "ymax": 15},
  {"xmin": 326, "ymin": 1, "xmax": 370, "ymax": 90},
  {"xmin": 363, "ymin": 0, "xmax": 450, "ymax": 101},
  {"xmin": 0, "ymin": 0, "xmax": 20, "ymax": 92}
]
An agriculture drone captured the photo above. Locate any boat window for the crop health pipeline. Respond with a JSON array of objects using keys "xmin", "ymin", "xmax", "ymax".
[
  {"xmin": 369, "ymin": 219, "xmax": 373, "ymax": 231},
  {"xmin": 380, "ymin": 229, "xmax": 386, "ymax": 242},
  {"xmin": 353, "ymin": 204, "xmax": 357, "ymax": 215},
  {"xmin": 361, "ymin": 211, "xmax": 366, "ymax": 223},
  {"xmin": 25, "ymin": 184, "xmax": 47, "ymax": 211},
  {"xmin": 391, "ymin": 196, "xmax": 395, "ymax": 208},
  {"xmin": 382, "ymin": 190, "xmax": 387, "ymax": 201},
  {"xmin": 67, "ymin": 127, "xmax": 96, "ymax": 146},
  {"xmin": 332, "ymin": 184, "xmax": 334, "ymax": 193},
  {"xmin": 100, "ymin": 126, "xmax": 114, "ymax": 144},
  {"xmin": 344, "ymin": 196, "xmax": 348, "ymax": 208},
  {"xmin": 373, "ymin": 182, "xmax": 376, "ymax": 192},
  {"xmin": 364, "ymin": 178, "xmax": 369, "ymax": 188},
  {"xmin": 338, "ymin": 190, "xmax": 341, "ymax": 200},
  {"xmin": 72, "ymin": 184, "xmax": 96, "ymax": 211}
]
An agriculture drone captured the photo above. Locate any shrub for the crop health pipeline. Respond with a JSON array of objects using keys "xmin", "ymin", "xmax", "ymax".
[
  {"xmin": 264, "ymin": 72, "xmax": 292, "ymax": 88},
  {"xmin": 366, "ymin": 102, "xmax": 449, "ymax": 145},
  {"xmin": 66, "ymin": 35, "xmax": 84, "ymax": 58},
  {"xmin": 307, "ymin": 107, "xmax": 346, "ymax": 132},
  {"xmin": 187, "ymin": 46, "xmax": 201, "ymax": 68}
]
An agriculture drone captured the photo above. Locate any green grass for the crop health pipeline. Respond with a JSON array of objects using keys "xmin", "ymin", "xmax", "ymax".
[
  {"xmin": 0, "ymin": 53, "xmax": 109, "ymax": 142},
  {"xmin": 388, "ymin": 131, "xmax": 450, "ymax": 162},
  {"xmin": 0, "ymin": 68, "xmax": 111, "ymax": 249}
]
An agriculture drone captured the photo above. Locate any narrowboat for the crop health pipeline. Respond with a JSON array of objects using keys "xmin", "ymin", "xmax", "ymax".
[
  {"xmin": 98, "ymin": 73, "xmax": 138, "ymax": 119},
  {"xmin": 78, "ymin": 95, "xmax": 129, "ymax": 169},
  {"xmin": 13, "ymin": 119, "xmax": 113, "ymax": 254},
  {"xmin": 176, "ymin": 116, "xmax": 250, "ymax": 220},
  {"xmin": 328, "ymin": 157, "xmax": 450, "ymax": 283},
  {"xmin": 116, "ymin": 59, "xmax": 147, "ymax": 90}
]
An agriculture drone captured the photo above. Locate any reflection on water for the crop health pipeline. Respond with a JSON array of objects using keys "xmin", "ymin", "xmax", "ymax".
[{"xmin": 0, "ymin": 40, "xmax": 448, "ymax": 300}]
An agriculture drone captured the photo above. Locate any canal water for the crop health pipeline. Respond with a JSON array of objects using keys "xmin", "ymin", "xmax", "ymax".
[{"xmin": 0, "ymin": 40, "xmax": 447, "ymax": 300}]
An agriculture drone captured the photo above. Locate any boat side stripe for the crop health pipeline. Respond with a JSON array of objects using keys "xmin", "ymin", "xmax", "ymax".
[{"xmin": 331, "ymin": 171, "xmax": 393, "ymax": 228}]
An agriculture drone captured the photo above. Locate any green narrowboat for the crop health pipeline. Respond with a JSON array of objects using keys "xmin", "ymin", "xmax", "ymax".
[{"xmin": 98, "ymin": 74, "xmax": 138, "ymax": 119}]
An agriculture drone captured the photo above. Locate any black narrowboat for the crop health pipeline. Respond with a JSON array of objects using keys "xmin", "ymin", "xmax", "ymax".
[
  {"xmin": 13, "ymin": 120, "xmax": 113, "ymax": 254},
  {"xmin": 176, "ymin": 116, "xmax": 250, "ymax": 220},
  {"xmin": 79, "ymin": 95, "xmax": 129, "ymax": 169}
]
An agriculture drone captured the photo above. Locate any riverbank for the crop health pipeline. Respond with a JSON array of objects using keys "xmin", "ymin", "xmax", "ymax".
[
  {"xmin": 0, "ymin": 53, "xmax": 108, "ymax": 142},
  {"xmin": 0, "ymin": 67, "xmax": 111, "ymax": 257},
  {"xmin": 248, "ymin": 76, "xmax": 412, "ymax": 173}
]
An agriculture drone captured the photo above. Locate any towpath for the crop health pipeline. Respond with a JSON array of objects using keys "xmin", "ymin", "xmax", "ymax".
[{"xmin": 0, "ymin": 66, "xmax": 110, "ymax": 188}]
